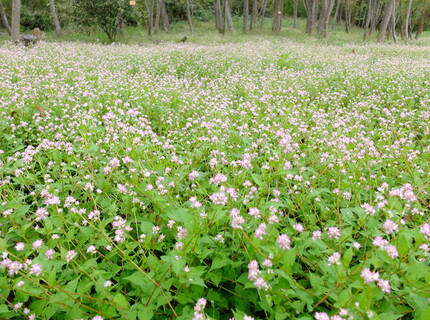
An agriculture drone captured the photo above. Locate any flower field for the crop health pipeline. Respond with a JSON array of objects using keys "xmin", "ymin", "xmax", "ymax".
[{"xmin": 0, "ymin": 40, "xmax": 429, "ymax": 320}]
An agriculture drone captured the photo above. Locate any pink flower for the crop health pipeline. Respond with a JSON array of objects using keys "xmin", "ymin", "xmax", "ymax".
[
  {"xmin": 361, "ymin": 268, "xmax": 380, "ymax": 284},
  {"xmin": 377, "ymin": 279, "xmax": 391, "ymax": 293},
  {"xmin": 254, "ymin": 223, "xmax": 267, "ymax": 239},
  {"xmin": 327, "ymin": 227, "xmax": 341, "ymax": 239},
  {"xmin": 209, "ymin": 192, "xmax": 228, "ymax": 205},
  {"xmin": 293, "ymin": 223, "xmax": 304, "ymax": 233},
  {"xmin": 277, "ymin": 234, "xmax": 291, "ymax": 250},
  {"xmin": 32, "ymin": 239, "xmax": 43, "ymax": 249},
  {"xmin": 383, "ymin": 219, "xmax": 398, "ymax": 234},
  {"xmin": 29, "ymin": 264, "xmax": 43, "ymax": 276},
  {"xmin": 328, "ymin": 252, "xmax": 341, "ymax": 265}
]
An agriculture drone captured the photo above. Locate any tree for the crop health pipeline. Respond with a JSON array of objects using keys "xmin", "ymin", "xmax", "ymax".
[
  {"xmin": 304, "ymin": 0, "xmax": 317, "ymax": 34},
  {"xmin": 293, "ymin": 0, "xmax": 299, "ymax": 28},
  {"xmin": 11, "ymin": 0, "xmax": 20, "ymax": 42},
  {"xmin": 0, "ymin": 0, "xmax": 11, "ymax": 35},
  {"xmin": 75, "ymin": 0, "xmax": 124, "ymax": 42},
  {"xmin": 317, "ymin": 0, "xmax": 335, "ymax": 36},
  {"xmin": 272, "ymin": 0, "xmax": 282, "ymax": 32},
  {"xmin": 224, "ymin": 0, "xmax": 234, "ymax": 32},
  {"xmin": 404, "ymin": 0, "xmax": 413, "ymax": 40},
  {"xmin": 186, "ymin": 0, "xmax": 194, "ymax": 34},
  {"xmin": 214, "ymin": 0, "xmax": 222, "ymax": 31},
  {"xmin": 377, "ymin": 0, "xmax": 396, "ymax": 42},
  {"xmin": 250, "ymin": 0, "xmax": 258, "ymax": 29},
  {"xmin": 243, "ymin": 0, "xmax": 250, "ymax": 33},
  {"xmin": 49, "ymin": 0, "xmax": 61, "ymax": 37}
]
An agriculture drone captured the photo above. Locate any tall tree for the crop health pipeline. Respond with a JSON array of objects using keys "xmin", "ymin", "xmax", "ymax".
[
  {"xmin": 243, "ymin": 0, "xmax": 250, "ymax": 33},
  {"xmin": 331, "ymin": 0, "xmax": 341, "ymax": 29},
  {"xmin": 214, "ymin": 0, "xmax": 222, "ymax": 31},
  {"xmin": 404, "ymin": 0, "xmax": 413, "ymax": 40},
  {"xmin": 0, "ymin": 0, "xmax": 11, "ymax": 35},
  {"xmin": 293, "ymin": 0, "xmax": 299, "ymax": 28},
  {"xmin": 49, "ymin": 0, "xmax": 61, "ymax": 37},
  {"xmin": 147, "ymin": 0, "xmax": 155, "ymax": 35},
  {"xmin": 186, "ymin": 0, "xmax": 194, "ymax": 34},
  {"xmin": 317, "ymin": 0, "xmax": 335, "ymax": 36},
  {"xmin": 250, "ymin": 0, "xmax": 258, "ymax": 29},
  {"xmin": 272, "ymin": 0, "xmax": 282, "ymax": 32},
  {"xmin": 11, "ymin": 0, "xmax": 20, "ymax": 42},
  {"xmin": 304, "ymin": 0, "xmax": 317, "ymax": 34},
  {"xmin": 159, "ymin": 0, "xmax": 169, "ymax": 32},
  {"xmin": 377, "ymin": 0, "xmax": 396, "ymax": 42},
  {"xmin": 225, "ymin": 0, "xmax": 234, "ymax": 32}
]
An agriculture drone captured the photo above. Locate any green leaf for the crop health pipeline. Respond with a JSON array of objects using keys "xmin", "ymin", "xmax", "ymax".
[{"xmin": 113, "ymin": 293, "xmax": 130, "ymax": 310}]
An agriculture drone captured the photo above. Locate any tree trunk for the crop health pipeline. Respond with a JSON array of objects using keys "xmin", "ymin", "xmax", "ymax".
[
  {"xmin": 186, "ymin": 0, "xmax": 194, "ymax": 34},
  {"xmin": 225, "ymin": 0, "xmax": 234, "ymax": 32},
  {"xmin": 304, "ymin": 0, "xmax": 316, "ymax": 34},
  {"xmin": 272, "ymin": 0, "xmax": 282, "ymax": 32},
  {"xmin": 345, "ymin": 1, "xmax": 352, "ymax": 33},
  {"xmin": 415, "ymin": 19, "xmax": 424, "ymax": 39},
  {"xmin": 159, "ymin": 0, "xmax": 169, "ymax": 32},
  {"xmin": 391, "ymin": 0, "xmax": 397, "ymax": 42},
  {"xmin": 331, "ymin": 0, "xmax": 341, "ymax": 29},
  {"xmin": 147, "ymin": 0, "xmax": 155, "ymax": 35},
  {"xmin": 11, "ymin": 0, "xmax": 20, "ymax": 43},
  {"xmin": 154, "ymin": 0, "xmax": 161, "ymax": 33},
  {"xmin": 377, "ymin": 0, "xmax": 395, "ymax": 42},
  {"xmin": 404, "ymin": 0, "xmax": 412, "ymax": 40},
  {"xmin": 250, "ymin": 0, "xmax": 258, "ymax": 29},
  {"xmin": 369, "ymin": 0, "xmax": 382, "ymax": 35},
  {"xmin": 293, "ymin": 0, "xmax": 298, "ymax": 28},
  {"xmin": 214, "ymin": 0, "xmax": 222, "ymax": 31},
  {"xmin": 243, "ymin": 0, "xmax": 250, "ymax": 33},
  {"xmin": 49, "ymin": 0, "xmax": 61, "ymax": 37},
  {"xmin": 363, "ymin": 0, "xmax": 372, "ymax": 39},
  {"xmin": 260, "ymin": 0, "xmax": 267, "ymax": 29},
  {"xmin": 0, "ymin": 0, "xmax": 11, "ymax": 35},
  {"xmin": 317, "ymin": 0, "xmax": 335, "ymax": 37}
]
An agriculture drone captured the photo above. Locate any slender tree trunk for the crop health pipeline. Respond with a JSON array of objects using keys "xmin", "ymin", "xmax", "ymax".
[
  {"xmin": 370, "ymin": 0, "xmax": 382, "ymax": 35},
  {"xmin": 293, "ymin": 0, "xmax": 298, "ymax": 28},
  {"xmin": 260, "ymin": 0, "xmax": 267, "ymax": 29},
  {"xmin": 186, "ymin": 0, "xmax": 194, "ymax": 34},
  {"xmin": 317, "ymin": 0, "xmax": 335, "ymax": 37},
  {"xmin": 391, "ymin": 0, "xmax": 397, "ymax": 42},
  {"xmin": 11, "ymin": 0, "xmax": 20, "ymax": 42},
  {"xmin": 251, "ymin": 0, "xmax": 258, "ymax": 29},
  {"xmin": 49, "ymin": 0, "xmax": 61, "ymax": 37},
  {"xmin": 345, "ymin": 1, "xmax": 352, "ymax": 33},
  {"xmin": 272, "ymin": 0, "xmax": 282, "ymax": 32},
  {"xmin": 225, "ymin": 0, "xmax": 234, "ymax": 32},
  {"xmin": 214, "ymin": 0, "xmax": 222, "ymax": 31},
  {"xmin": 377, "ymin": 0, "xmax": 395, "ymax": 42},
  {"xmin": 404, "ymin": 0, "xmax": 412, "ymax": 40},
  {"xmin": 243, "ymin": 0, "xmax": 250, "ymax": 33},
  {"xmin": 363, "ymin": 0, "xmax": 372, "ymax": 39},
  {"xmin": 147, "ymin": 0, "xmax": 155, "ymax": 35},
  {"xmin": 154, "ymin": 0, "xmax": 161, "ymax": 33},
  {"xmin": 331, "ymin": 0, "xmax": 341, "ymax": 29},
  {"xmin": 0, "ymin": 0, "xmax": 11, "ymax": 35}
]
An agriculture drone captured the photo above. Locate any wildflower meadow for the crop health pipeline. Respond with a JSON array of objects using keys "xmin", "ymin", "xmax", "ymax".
[{"xmin": 0, "ymin": 40, "xmax": 429, "ymax": 320}]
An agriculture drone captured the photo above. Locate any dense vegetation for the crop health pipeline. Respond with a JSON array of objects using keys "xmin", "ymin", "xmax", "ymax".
[
  {"xmin": 1, "ymin": 0, "xmax": 430, "ymax": 42},
  {"xmin": 0, "ymin": 39, "xmax": 429, "ymax": 319}
]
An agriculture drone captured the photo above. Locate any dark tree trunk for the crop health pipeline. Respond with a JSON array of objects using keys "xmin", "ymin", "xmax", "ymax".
[
  {"xmin": 377, "ymin": 0, "xmax": 395, "ymax": 42},
  {"xmin": 345, "ymin": 1, "xmax": 352, "ymax": 33},
  {"xmin": 369, "ymin": 0, "xmax": 382, "ymax": 35},
  {"xmin": 0, "ymin": 0, "xmax": 11, "ymax": 35},
  {"xmin": 243, "ymin": 0, "xmax": 250, "ymax": 33},
  {"xmin": 272, "ymin": 0, "xmax": 282, "ymax": 32},
  {"xmin": 304, "ymin": 0, "xmax": 316, "ymax": 34}
]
